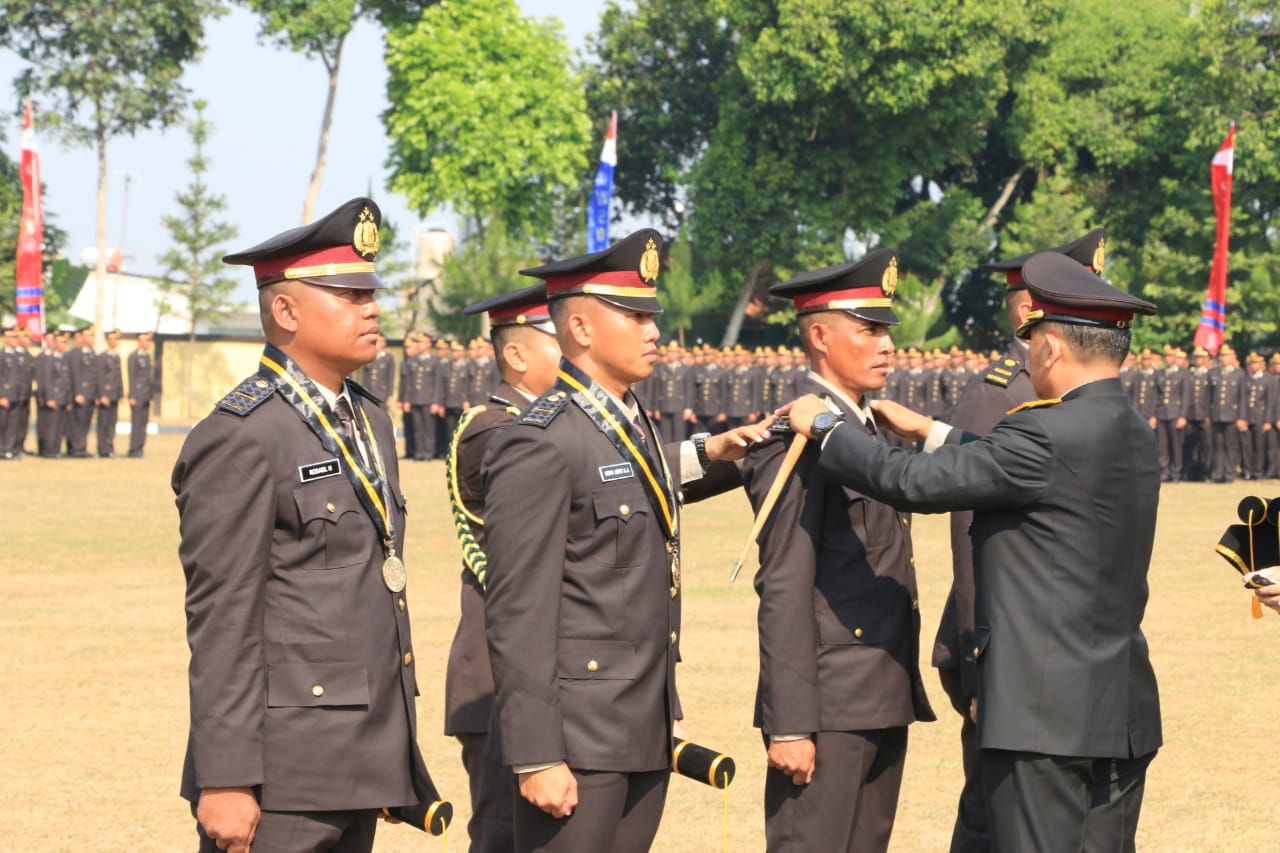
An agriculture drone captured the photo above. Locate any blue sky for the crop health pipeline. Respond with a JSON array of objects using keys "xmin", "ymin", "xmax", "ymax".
[{"xmin": 1, "ymin": 1, "xmax": 606, "ymax": 293}]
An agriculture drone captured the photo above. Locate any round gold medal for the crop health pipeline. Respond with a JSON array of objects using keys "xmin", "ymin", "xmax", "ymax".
[{"xmin": 382, "ymin": 554, "xmax": 407, "ymax": 593}]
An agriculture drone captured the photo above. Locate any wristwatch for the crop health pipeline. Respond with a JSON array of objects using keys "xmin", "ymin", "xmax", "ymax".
[
  {"xmin": 809, "ymin": 411, "xmax": 840, "ymax": 441},
  {"xmin": 691, "ymin": 432, "xmax": 712, "ymax": 473}
]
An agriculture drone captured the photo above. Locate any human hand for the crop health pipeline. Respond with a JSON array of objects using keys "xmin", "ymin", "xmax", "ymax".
[
  {"xmin": 1249, "ymin": 568, "xmax": 1280, "ymax": 613},
  {"xmin": 518, "ymin": 763, "xmax": 577, "ymax": 818},
  {"xmin": 970, "ymin": 697, "xmax": 978, "ymax": 724},
  {"xmin": 869, "ymin": 398, "xmax": 935, "ymax": 442},
  {"xmin": 767, "ymin": 737, "xmax": 816, "ymax": 786},
  {"xmin": 673, "ymin": 718, "xmax": 690, "ymax": 742},
  {"xmin": 196, "ymin": 787, "xmax": 259, "ymax": 853},
  {"xmin": 774, "ymin": 395, "xmax": 829, "ymax": 439},
  {"xmin": 705, "ymin": 418, "xmax": 773, "ymax": 461}
]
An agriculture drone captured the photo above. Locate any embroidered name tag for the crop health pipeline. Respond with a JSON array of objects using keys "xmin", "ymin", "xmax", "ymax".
[
  {"xmin": 599, "ymin": 462, "xmax": 635, "ymax": 482},
  {"xmin": 298, "ymin": 458, "xmax": 341, "ymax": 483}
]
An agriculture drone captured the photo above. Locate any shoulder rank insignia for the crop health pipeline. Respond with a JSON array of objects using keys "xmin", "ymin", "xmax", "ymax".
[
  {"xmin": 216, "ymin": 375, "xmax": 276, "ymax": 417},
  {"xmin": 982, "ymin": 358, "xmax": 1022, "ymax": 388},
  {"xmin": 517, "ymin": 389, "xmax": 569, "ymax": 428},
  {"xmin": 347, "ymin": 378, "xmax": 383, "ymax": 405},
  {"xmin": 1007, "ymin": 397, "xmax": 1062, "ymax": 415}
]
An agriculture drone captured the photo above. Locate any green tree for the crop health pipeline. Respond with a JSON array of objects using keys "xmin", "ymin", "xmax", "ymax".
[
  {"xmin": 430, "ymin": 222, "xmax": 536, "ymax": 341},
  {"xmin": 155, "ymin": 101, "xmax": 242, "ymax": 419},
  {"xmin": 240, "ymin": 0, "xmax": 433, "ymax": 223},
  {"xmin": 661, "ymin": 232, "xmax": 730, "ymax": 347},
  {"xmin": 384, "ymin": 0, "xmax": 591, "ymax": 242},
  {"xmin": 0, "ymin": 0, "xmax": 221, "ymax": 346}
]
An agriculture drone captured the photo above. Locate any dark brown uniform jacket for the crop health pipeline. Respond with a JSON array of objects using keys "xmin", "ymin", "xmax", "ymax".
[
  {"xmin": 444, "ymin": 384, "xmax": 525, "ymax": 735},
  {"xmin": 480, "ymin": 367, "xmax": 735, "ymax": 772},
  {"xmin": 743, "ymin": 375, "xmax": 934, "ymax": 736},
  {"xmin": 936, "ymin": 343, "xmax": 1033, "ymax": 696},
  {"xmin": 173, "ymin": 352, "xmax": 430, "ymax": 811}
]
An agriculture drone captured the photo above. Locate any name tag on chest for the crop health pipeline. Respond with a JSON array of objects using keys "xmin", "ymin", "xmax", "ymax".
[
  {"xmin": 299, "ymin": 458, "xmax": 342, "ymax": 483},
  {"xmin": 599, "ymin": 462, "xmax": 635, "ymax": 483}
]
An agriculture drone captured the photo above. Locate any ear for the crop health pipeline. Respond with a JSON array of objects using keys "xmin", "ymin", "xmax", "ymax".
[
  {"xmin": 271, "ymin": 292, "xmax": 300, "ymax": 333},
  {"xmin": 566, "ymin": 309, "xmax": 592, "ymax": 348},
  {"xmin": 503, "ymin": 340, "xmax": 529, "ymax": 373},
  {"xmin": 806, "ymin": 319, "xmax": 830, "ymax": 358}
]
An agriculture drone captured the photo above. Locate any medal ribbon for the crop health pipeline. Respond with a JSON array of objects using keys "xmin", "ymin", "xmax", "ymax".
[
  {"xmin": 258, "ymin": 345, "xmax": 397, "ymax": 549},
  {"xmin": 555, "ymin": 360, "xmax": 678, "ymax": 539}
]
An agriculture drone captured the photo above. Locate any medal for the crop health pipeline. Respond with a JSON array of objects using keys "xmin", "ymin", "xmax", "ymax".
[
  {"xmin": 668, "ymin": 540, "xmax": 681, "ymax": 598},
  {"xmin": 382, "ymin": 551, "xmax": 407, "ymax": 593}
]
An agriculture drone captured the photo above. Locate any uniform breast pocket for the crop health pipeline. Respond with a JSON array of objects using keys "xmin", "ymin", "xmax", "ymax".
[
  {"xmin": 293, "ymin": 485, "xmax": 373, "ymax": 569},
  {"xmin": 592, "ymin": 484, "xmax": 650, "ymax": 568},
  {"xmin": 267, "ymin": 661, "xmax": 370, "ymax": 708}
]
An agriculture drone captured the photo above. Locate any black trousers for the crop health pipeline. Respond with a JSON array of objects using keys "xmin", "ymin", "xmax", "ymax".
[
  {"xmin": 1210, "ymin": 421, "xmax": 1240, "ymax": 481},
  {"xmin": 982, "ymin": 749, "xmax": 1155, "ymax": 853},
  {"xmin": 96, "ymin": 399, "xmax": 119, "ymax": 456},
  {"xmin": 1268, "ymin": 427, "xmax": 1280, "ymax": 478},
  {"xmin": 9, "ymin": 398, "xmax": 31, "ymax": 454},
  {"xmin": 1154, "ymin": 419, "xmax": 1183, "ymax": 480},
  {"xmin": 938, "ymin": 668, "xmax": 988, "ymax": 853},
  {"xmin": 409, "ymin": 405, "xmax": 432, "ymax": 460},
  {"xmin": 196, "ymin": 807, "xmax": 378, "ymax": 853},
  {"xmin": 764, "ymin": 727, "xmax": 908, "ymax": 853},
  {"xmin": 457, "ymin": 733, "xmax": 515, "ymax": 853},
  {"xmin": 36, "ymin": 403, "xmax": 62, "ymax": 456},
  {"xmin": 513, "ymin": 768, "xmax": 668, "ymax": 853},
  {"xmin": 1182, "ymin": 421, "xmax": 1208, "ymax": 480},
  {"xmin": 68, "ymin": 400, "xmax": 93, "ymax": 454},
  {"xmin": 1241, "ymin": 424, "xmax": 1268, "ymax": 478}
]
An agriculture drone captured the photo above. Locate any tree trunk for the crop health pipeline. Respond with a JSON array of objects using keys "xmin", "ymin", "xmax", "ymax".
[
  {"xmin": 93, "ymin": 121, "xmax": 109, "ymax": 349},
  {"xmin": 301, "ymin": 33, "xmax": 347, "ymax": 225},
  {"xmin": 720, "ymin": 262, "xmax": 762, "ymax": 348},
  {"xmin": 980, "ymin": 163, "xmax": 1030, "ymax": 232}
]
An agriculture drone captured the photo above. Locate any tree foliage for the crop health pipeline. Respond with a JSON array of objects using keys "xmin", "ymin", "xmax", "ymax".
[{"xmin": 384, "ymin": 0, "xmax": 591, "ymax": 243}]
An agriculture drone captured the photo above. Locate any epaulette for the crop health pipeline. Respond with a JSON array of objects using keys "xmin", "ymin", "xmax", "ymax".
[
  {"xmin": 517, "ymin": 388, "xmax": 570, "ymax": 428},
  {"xmin": 215, "ymin": 375, "xmax": 276, "ymax": 417},
  {"xmin": 1007, "ymin": 397, "xmax": 1062, "ymax": 415},
  {"xmin": 982, "ymin": 358, "xmax": 1022, "ymax": 388},
  {"xmin": 347, "ymin": 378, "xmax": 382, "ymax": 405}
]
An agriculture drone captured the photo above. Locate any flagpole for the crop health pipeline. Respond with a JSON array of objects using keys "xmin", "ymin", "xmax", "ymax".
[
  {"xmin": 587, "ymin": 111, "xmax": 617, "ymax": 252},
  {"xmin": 1193, "ymin": 121, "xmax": 1235, "ymax": 355}
]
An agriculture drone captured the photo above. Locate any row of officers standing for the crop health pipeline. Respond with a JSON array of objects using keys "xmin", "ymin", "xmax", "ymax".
[{"xmin": 0, "ymin": 324, "xmax": 155, "ymax": 460}]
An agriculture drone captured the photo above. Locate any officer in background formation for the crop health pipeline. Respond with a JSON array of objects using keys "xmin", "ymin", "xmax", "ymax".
[
  {"xmin": 35, "ymin": 329, "xmax": 70, "ymax": 457},
  {"xmin": 743, "ymin": 249, "xmax": 935, "ymax": 853},
  {"xmin": 444, "ymin": 283, "xmax": 562, "ymax": 853},
  {"xmin": 361, "ymin": 333, "xmax": 396, "ymax": 401},
  {"xmin": 1208, "ymin": 344, "xmax": 1245, "ymax": 482},
  {"xmin": 96, "ymin": 329, "xmax": 124, "ymax": 457},
  {"xmin": 1183, "ymin": 346, "xmax": 1213, "ymax": 480},
  {"xmin": 65, "ymin": 324, "xmax": 97, "ymax": 457},
  {"xmin": 174, "ymin": 197, "xmax": 437, "ymax": 853},
  {"xmin": 1240, "ymin": 351, "xmax": 1271, "ymax": 480},
  {"xmin": 1267, "ymin": 353, "xmax": 1280, "ymax": 479},
  {"xmin": 127, "ymin": 332, "xmax": 155, "ymax": 458},
  {"xmin": 0, "ymin": 326, "xmax": 24, "ymax": 458}
]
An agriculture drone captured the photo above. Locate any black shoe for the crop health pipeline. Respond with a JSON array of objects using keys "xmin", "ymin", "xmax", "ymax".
[{"xmin": 127, "ymin": 451, "xmax": 143, "ymax": 458}]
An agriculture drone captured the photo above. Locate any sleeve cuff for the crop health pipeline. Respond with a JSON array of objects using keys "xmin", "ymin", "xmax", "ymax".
[
  {"xmin": 679, "ymin": 440, "xmax": 701, "ymax": 484},
  {"xmin": 922, "ymin": 420, "xmax": 953, "ymax": 452},
  {"xmin": 513, "ymin": 760, "xmax": 565, "ymax": 775},
  {"xmin": 769, "ymin": 733, "xmax": 810, "ymax": 742}
]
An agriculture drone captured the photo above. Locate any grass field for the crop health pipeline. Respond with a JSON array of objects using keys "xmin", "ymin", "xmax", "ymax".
[{"xmin": 4, "ymin": 433, "xmax": 1279, "ymax": 852}]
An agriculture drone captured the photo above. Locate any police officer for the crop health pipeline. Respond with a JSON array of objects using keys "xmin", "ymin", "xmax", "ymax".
[
  {"xmin": 1184, "ymin": 345, "xmax": 1213, "ymax": 481},
  {"xmin": 481, "ymin": 229, "xmax": 766, "ymax": 853},
  {"xmin": 445, "ymin": 284, "xmax": 562, "ymax": 853},
  {"xmin": 745, "ymin": 249, "xmax": 934, "ymax": 853},
  {"xmin": 96, "ymin": 329, "xmax": 124, "ymax": 457},
  {"xmin": 66, "ymin": 325, "xmax": 97, "ymax": 457},
  {"xmin": 1241, "ymin": 351, "xmax": 1271, "ymax": 479},
  {"xmin": 127, "ymin": 332, "xmax": 154, "ymax": 457},
  {"xmin": 361, "ymin": 333, "xmax": 395, "ymax": 401},
  {"xmin": 786, "ymin": 251, "xmax": 1162, "ymax": 853},
  {"xmin": 1209, "ymin": 344, "xmax": 1244, "ymax": 482},
  {"xmin": 173, "ymin": 197, "xmax": 437, "ymax": 853},
  {"xmin": 35, "ymin": 330, "xmax": 70, "ymax": 457}
]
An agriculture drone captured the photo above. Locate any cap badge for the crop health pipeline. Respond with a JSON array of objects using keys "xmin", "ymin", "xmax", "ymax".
[
  {"xmin": 353, "ymin": 206, "xmax": 380, "ymax": 258},
  {"xmin": 881, "ymin": 256, "xmax": 898, "ymax": 297},
  {"xmin": 1092, "ymin": 237, "xmax": 1106, "ymax": 274},
  {"xmin": 640, "ymin": 238, "xmax": 660, "ymax": 283}
]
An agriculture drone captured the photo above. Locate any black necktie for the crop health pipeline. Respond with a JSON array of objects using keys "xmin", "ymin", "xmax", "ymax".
[
  {"xmin": 631, "ymin": 414, "xmax": 649, "ymax": 448},
  {"xmin": 334, "ymin": 397, "xmax": 357, "ymax": 447}
]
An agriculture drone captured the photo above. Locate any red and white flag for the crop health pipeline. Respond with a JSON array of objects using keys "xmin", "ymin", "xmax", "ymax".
[
  {"xmin": 15, "ymin": 98, "xmax": 45, "ymax": 341},
  {"xmin": 1193, "ymin": 122, "xmax": 1235, "ymax": 355}
]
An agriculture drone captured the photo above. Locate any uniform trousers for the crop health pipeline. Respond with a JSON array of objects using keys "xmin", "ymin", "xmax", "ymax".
[
  {"xmin": 1210, "ymin": 422, "xmax": 1240, "ymax": 481},
  {"xmin": 443, "ymin": 408, "xmax": 464, "ymax": 455},
  {"xmin": 457, "ymin": 733, "xmax": 515, "ymax": 853},
  {"xmin": 68, "ymin": 401, "xmax": 93, "ymax": 454},
  {"xmin": 656, "ymin": 411, "xmax": 684, "ymax": 443},
  {"xmin": 1267, "ymin": 428, "xmax": 1280, "ymax": 478},
  {"xmin": 129, "ymin": 400, "xmax": 149, "ymax": 455},
  {"xmin": 1241, "ymin": 424, "xmax": 1268, "ymax": 478},
  {"xmin": 1182, "ymin": 421, "xmax": 1208, "ymax": 480},
  {"xmin": 37, "ymin": 405, "xmax": 62, "ymax": 456},
  {"xmin": 938, "ymin": 668, "xmax": 988, "ymax": 853},
  {"xmin": 409, "ymin": 405, "xmax": 433, "ymax": 460},
  {"xmin": 97, "ymin": 400, "xmax": 119, "ymax": 456},
  {"xmin": 1154, "ymin": 420, "xmax": 1183, "ymax": 481},
  {"xmin": 982, "ymin": 749, "xmax": 1155, "ymax": 853},
  {"xmin": 196, "ymin": 807, "xmax": 378, "ymax": 853},
  {"xmin": 764, "ymin": 727, "xmax": 908, "ymax": 853},
  {"xmin": 512, "ymin": 768, "xmax": 668, "ymax": 853}
]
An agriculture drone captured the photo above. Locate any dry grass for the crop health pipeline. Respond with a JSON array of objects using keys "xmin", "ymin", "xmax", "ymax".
[{"xmin": 3, "ymin": 435, "xmax": 1278, "ymax": 852}]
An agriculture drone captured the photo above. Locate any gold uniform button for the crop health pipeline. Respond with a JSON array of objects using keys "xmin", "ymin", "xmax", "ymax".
[
  {"xmin": 854, "ymin": 628, "xmax": 864, "ymax": 639},
  {"xmin": 670, "ymin": 631, "xmax": 678, "ymax": 645},
  {"xmin": 670, "ymin": 586, "xmax": 678, "ymax": 599},
  {"xmin": 973, "ymin": 646, "xmax": 981, "ymax": 656},
  {"xmin": 587, "ymin": 660, "xmax": 599, "ymax": 672},
  {"xmin": 619, "ymin": 504, "xmax": 630, "ymax": 516},
  {"xmin": 398, "ymin": 598, "xmax": 406, "ymax": 612},
  {"xmin": 311, "ymin": 684, "xmax": 325, "ymax": 697},
  {"xmin": 403, "ymin": 651, "xmax": 413, "ymax": 666},
  {"xmin": 326, "ymin": 502, "xmax": 336, "ymax": 513}
]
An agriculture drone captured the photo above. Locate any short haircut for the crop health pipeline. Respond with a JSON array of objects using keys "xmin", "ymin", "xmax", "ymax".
[
  {"xmin": 1044, "ymin": 321, "xmax": 1130, "ymax": 366},
  {"xmin": 492, "ymin": 325, "xmax": 539, "ymax": 374}
]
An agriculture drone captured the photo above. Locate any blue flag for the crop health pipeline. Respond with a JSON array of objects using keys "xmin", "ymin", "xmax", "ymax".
[{"xmin": 587, "ymin": 112, "xmax": 617, "ymax": 253}]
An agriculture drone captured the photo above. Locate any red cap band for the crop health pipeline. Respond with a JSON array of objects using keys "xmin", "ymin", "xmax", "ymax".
[
  {"xmin": 791, "ymin": 285, "xmax": 887, "ymax": 312},
  {"xmin": 253, "ymin": 244, "xmax": 370, "ymax": 282},
  {"xmin": 545, "ymin": 269, "xmax": 653, "ymax": 298}
]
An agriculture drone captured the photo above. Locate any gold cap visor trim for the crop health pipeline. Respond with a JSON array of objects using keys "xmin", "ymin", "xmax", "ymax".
[{"xmin": 285, "ymin": 261, "xmax": 377, "ymax": 280}]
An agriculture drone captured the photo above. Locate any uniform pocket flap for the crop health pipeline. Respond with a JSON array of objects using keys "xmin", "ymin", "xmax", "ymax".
[
  {"xmin": 294, "ymin": 485, "xmax": 362, "ymax": 525},
  {"xmin": 592, "ymin": 487, "xmax": 649, "ymax": 523},
  {"xmin": 268, "ymin": 661, "xmax": 370, "ymax": 707},
  {"xmin": 557, "ymin": 638, "xmax": 637, "ymax": 680}
]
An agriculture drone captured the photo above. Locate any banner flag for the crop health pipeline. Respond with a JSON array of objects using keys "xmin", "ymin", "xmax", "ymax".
[
  {"xmin": 16, "ymin": 97, "xmax": 45, "ymax": 341},
  {"xmin": 1194, "ymin": 122, "xmax": 1235, "ymax": 355},
  {"xmin": 587, "ymin": 111, "xmax": 617, "ymax": 253}
]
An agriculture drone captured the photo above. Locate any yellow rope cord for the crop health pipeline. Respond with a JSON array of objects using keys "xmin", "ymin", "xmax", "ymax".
[
  {"xmin": 1249, "ymin": 510, "xmax": 1263, "ymax": 619},
  {"xmin": 722, "ymin": 771, "xmax": 730, "ymax": 853}
]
